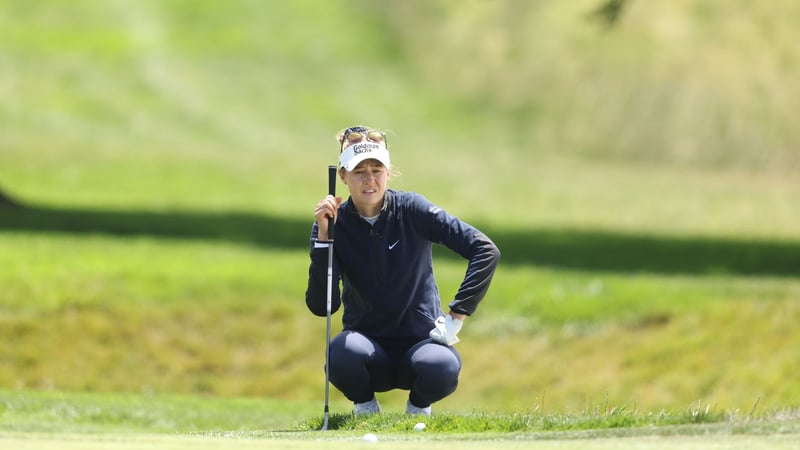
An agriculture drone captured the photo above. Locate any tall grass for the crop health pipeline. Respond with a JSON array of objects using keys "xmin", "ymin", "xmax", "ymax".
[
  {"xmin": 2, "ymin": 231, "xmax": 798, "ymax": 411},
  {"xmin": 381, "ymin": 0, "xmax": 800, "ymax": 170}
]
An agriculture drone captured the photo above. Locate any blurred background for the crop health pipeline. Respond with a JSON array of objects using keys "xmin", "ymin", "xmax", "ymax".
[{"xmin": 1, "ymin": 0, "xmax": 798, "ymax": 414}]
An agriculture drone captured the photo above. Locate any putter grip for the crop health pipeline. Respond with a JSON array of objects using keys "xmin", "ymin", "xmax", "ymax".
[{"xmin": 327, "ymin": 165, "xmax": 336, "ymax": 240}]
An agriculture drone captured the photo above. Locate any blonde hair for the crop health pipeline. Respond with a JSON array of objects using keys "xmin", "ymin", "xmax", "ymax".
[
  {"xmin": 336, "ymin": 125, "xmax": 389, "ymax": 151},
  {"xmin": 335, "ymin": 125, "xmax": 400, "ymax": 178}
]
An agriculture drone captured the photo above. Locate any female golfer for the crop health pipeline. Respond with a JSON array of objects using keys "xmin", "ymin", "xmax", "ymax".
[{"xmin": 305, "ymin": 125, "xmax": 500, "ymax": 416}]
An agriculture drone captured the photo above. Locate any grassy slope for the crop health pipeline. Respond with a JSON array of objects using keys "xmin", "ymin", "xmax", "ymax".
[{"xmin": 1, "ymin": 0, "xmax": 799, "ymax": 420}]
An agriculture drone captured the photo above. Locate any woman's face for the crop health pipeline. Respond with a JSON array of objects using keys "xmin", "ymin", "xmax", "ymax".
[{"xmin": 340, "ymin": 160, "xmax": 389, "ymax": 215}]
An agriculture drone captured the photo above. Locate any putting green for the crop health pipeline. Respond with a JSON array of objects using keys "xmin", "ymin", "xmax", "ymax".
[{"xmin": 3, "ymin": 432, "xmax": 799, "ymax": 450}]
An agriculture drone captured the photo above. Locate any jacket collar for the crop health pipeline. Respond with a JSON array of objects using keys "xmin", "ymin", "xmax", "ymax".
[{"xmin": 345, "ymin": 190, "xmax": 393, "ymax": 220}]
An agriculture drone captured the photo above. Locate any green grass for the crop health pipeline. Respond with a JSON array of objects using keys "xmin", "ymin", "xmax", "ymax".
[
  {"xmin": 380, "ymin": 1, "xmax": 800, "ymax": 171},
  {"xmin": 298, "ymin": 405, "xmax": 732, "ymax": 433},
  {"xmin": 0, "ymin": 390, "xmax": 309, "ymax": 433},
  {"xmin": 2, "ymin": 390, "xmax": 736, "ymax": 434},
  {"xmin": 1, "ymin": 391, "xmax": 799, "ymax": 449},
  {"xmin": 2, "ymin": 229, "xmax": 798, "ymax": 410},
  {"xmin": 0, "ymin": 390, "xmax": 796, "ymax": 435}
]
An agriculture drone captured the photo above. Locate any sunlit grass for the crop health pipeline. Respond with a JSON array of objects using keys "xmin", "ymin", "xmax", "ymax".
[
  {"xmin": 0, "ymin": 390, "xmax": 317, "ymax": 433},
  {"xmin": 298, "ymin": 404, "xmax": 731, "ymax": 433},
  {"xmin": 2, "ymin": 232, "xmax": 799, "ymax": 410},
  {"xmin": 3, "ymin": 389, "xmax": 798, "ymax": 438}
]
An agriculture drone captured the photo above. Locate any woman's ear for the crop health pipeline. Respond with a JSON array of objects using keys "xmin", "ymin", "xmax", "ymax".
[{"xmin": 339, "ymin": 168, "xmax": 347, "ymax": 184}]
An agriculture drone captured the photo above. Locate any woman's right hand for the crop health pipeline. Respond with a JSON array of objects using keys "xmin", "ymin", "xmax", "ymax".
[{"xmin": 314, "ymin": 195, "xmax": 342, "ymax": 241}]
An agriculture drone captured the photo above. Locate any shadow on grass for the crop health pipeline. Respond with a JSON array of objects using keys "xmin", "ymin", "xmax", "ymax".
[
  {"xmin": 485, "ymin": 227, "xmax": 800, "ymax": 277},
  {"xmin": 1, "ymin": 204, "xmax": 798, "ymax": 277},
  {"xmin": 0, "ymin": 204, "xmax": 310, "ymax": 249}
]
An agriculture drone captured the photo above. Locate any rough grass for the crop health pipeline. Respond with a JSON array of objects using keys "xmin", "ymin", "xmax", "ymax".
[
  {"xmin": 381, "ymin": 0, "xmax": 800, "ymax": 171},
  {"xmin": 2, "ymin": 230, "xmax": 799, "ymax": 411}
]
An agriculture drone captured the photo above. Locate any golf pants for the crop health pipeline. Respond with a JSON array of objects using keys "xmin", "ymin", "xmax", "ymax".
[{"xmin": 328, "ymin": 330, "xmax": 461, "ymax": 408}]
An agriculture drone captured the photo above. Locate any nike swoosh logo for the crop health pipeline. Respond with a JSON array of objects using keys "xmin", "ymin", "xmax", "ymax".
[{"xmin": 388, "ymin": 240, "xmax": 400, "ymax": 250}]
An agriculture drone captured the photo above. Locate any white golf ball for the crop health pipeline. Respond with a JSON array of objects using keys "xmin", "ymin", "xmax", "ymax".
[
  {"xmin": 413, "ymin": 422, "xmax": 426, "ymax": 431},
  {"xmin": 362, "ymin": 433, "xmax": 378, "ymax": 442}
]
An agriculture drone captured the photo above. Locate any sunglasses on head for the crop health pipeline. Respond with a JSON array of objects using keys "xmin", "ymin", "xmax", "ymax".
[{"xmin": 340, "ymin": 127, "xmax": 387, "ymax": 148}]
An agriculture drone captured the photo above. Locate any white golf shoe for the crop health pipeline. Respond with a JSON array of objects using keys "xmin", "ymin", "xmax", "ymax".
[
  {"xmin": 354, "ymin": 397, "xmax": 381, "ymax": 416},
  {"xmin": 406, "ymin": 400, "xmax": 432, "ymax": 416}
]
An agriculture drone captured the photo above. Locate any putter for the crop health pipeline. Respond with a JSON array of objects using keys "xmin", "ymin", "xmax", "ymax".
[{"xmin": 321, "ymin": 165, "xmax": 336, "ymax": 431}]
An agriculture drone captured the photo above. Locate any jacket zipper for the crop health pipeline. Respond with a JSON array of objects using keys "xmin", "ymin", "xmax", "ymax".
[{"xmin": 369, "ymin": 226, "xmax": 384, "ymax": 285}]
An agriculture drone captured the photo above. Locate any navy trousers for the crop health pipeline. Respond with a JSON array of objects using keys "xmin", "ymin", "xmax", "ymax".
[{"xmin": 328, "ymin": 330, "xmax": 462, "ymax": 408}]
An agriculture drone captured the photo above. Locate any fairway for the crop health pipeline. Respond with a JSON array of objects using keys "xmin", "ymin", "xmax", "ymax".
[{"xmin": 3, "ymin": 431, "xmax": 800, "ymax": 450}]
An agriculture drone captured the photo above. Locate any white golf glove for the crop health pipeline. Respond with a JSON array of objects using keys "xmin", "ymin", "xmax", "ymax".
[{"xmin": 429, "ymin": 315, "xmax": 463, "ymax": 346}]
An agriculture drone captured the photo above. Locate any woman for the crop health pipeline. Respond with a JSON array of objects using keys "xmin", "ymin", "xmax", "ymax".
[{"xmin": 305, "ymin": 125, "xmax": 500, "ymax": 415}]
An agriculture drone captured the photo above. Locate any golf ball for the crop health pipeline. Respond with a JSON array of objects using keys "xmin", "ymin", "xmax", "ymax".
[
  {"xmin": 362, "ymin": 433, "xmax": 378, "ymax": 442},
  {"xmin": 413, "ymin": 422, "xmax": 426, "ymax": 431}
]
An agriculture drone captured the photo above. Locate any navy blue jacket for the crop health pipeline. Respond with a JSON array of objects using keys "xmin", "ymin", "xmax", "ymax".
[{"xmin": 305, "ymin": 190, "xmax": 500, "ymax": 344}]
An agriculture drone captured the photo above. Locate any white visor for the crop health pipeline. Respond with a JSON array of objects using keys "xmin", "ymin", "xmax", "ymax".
[{"xmin": 339, "ymin": 141, "xmax": 391, "ymax": 171}]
